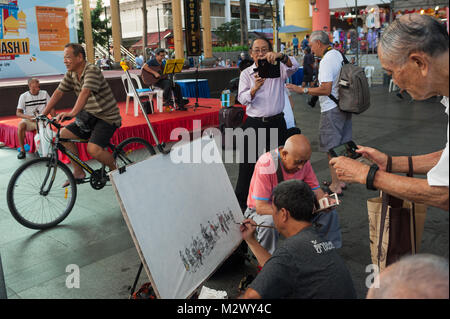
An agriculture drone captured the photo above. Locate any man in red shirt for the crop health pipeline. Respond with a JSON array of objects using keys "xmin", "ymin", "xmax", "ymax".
[{"xmin": 244, "ymin": 134, "xmax": 341, "ymax": 254}]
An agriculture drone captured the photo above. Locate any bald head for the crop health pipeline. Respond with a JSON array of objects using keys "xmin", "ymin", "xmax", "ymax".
[
  {"xmin": 283, "ymin": 134, "xmax": 311, "ymax": 158},
  {"xmin": 367, "ymin": 254, "xmax": 449, "ymax": 299},
  {"xmin": 280, "ymin": 135, "xmax": 312, "ymax": 174}
]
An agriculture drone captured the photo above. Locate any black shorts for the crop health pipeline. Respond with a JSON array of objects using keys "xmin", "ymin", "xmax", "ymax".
[{"xmin": 65, "ymin": 111, "xmax": 118, "ymax": 148}]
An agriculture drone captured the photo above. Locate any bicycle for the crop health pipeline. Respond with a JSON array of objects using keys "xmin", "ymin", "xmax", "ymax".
[{"xmin": 7, "ymin": 115, "xmax": 156, "ymax": 230}]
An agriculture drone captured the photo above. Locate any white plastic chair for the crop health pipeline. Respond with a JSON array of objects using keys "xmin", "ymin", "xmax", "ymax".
[
  {"xmin": 121, "ymin": 73, "xmax": 163, "ymax": 116},
  {"xmin": 389, "ymin": 79, "xmax": 398, "ymax": 92},
  {"xmin": 364, "ymin": 66, "xmax": 375, "ymax": 87}
]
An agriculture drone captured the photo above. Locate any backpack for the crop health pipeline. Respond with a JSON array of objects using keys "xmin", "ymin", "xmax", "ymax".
[
  {"xmin": 323, "ymin": 49, "xmax": 371, "ymax": 114},
  {"xmin": 218, "ymin": 106, "xmax": 245, "ymax": 150},
  {"xmin": 219, "ymin": 106, "xmax": 244, "ymax": 128}
]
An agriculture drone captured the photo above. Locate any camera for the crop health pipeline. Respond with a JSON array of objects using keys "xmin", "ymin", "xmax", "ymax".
[
  {"xmin": 254, "ymin": 59, "xmax": 281, "ymax": 78},
  {"xmin": 328, "ymin": 141, "xmax": 361, "ymax": 159},
  {"xmin": 308, "ymin": 96, "xmax": 318, "ymax": 108}
]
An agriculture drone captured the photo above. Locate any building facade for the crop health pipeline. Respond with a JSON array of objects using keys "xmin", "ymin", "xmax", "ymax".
[{"xmin": 103, "ymin": 0, "xmax": 275, "ymax": 41}]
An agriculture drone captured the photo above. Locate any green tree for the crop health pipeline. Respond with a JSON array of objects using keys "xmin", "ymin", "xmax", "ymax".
[
  {"xmin": 77, "ymin": 0, "xmax": 112, "ymax": 48},
  {"xmin": 215, "ymin": 20, "xmax": 241, "ymax": 46}
]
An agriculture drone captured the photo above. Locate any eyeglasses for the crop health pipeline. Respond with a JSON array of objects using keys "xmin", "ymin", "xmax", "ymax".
[{"xmin": 252, "ymin": 48, "xmax": 269, "ymax": 54}]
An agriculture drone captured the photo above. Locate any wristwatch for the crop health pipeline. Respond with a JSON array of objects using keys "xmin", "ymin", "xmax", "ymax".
[{"xmin": 303, "ymin": 87, "xmax": 309, "ymax": 94}]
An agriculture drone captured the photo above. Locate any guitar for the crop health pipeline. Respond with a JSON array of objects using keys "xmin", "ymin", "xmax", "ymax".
[{"xmin": 141, "ymin": 64, "xmax": 168, "ymax": 86}]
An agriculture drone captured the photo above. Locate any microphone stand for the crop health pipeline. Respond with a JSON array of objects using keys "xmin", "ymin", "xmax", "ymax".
[{"xmin": 193, "ymin": 56, "xmax": 211, "ymax": 111}]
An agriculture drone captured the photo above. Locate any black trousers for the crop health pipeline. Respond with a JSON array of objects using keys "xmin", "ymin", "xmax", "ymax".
[
  {"xmin": 154, "ymin": 79, "xmax": 183, "ymax": 104},
  {"xmin": 234, "ymin": 114, "xmax": 288, "ymax": 210}
]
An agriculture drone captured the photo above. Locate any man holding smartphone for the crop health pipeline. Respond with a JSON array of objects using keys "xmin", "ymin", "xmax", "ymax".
[
  {"xmin": 330, "ymin": 14, "xmax": 448, "ymax": 211},
  {"xmin": 235, "ymin": 36, "xmax": 299, "ymax": 210}
]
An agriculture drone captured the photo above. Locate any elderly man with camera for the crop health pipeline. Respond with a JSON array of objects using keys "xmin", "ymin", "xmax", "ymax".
[
  {"xmin": 330, "ymin": 14, "xmax": 449, "ymax": 211},
  {"xmin": 235, "ymin": 37, "xmax": 299, "ymax": 210},
  {"xmin": 287, "ymin": 30, "xmax": 352, "ymax": 197}
]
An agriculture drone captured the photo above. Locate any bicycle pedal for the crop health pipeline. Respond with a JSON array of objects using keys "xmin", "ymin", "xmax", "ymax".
[{"xmin": 78, "ymin": 178, "xmax": 89, "ymax": 184}]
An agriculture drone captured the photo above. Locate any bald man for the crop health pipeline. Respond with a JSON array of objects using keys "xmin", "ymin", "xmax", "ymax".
[{"xmin": 244, "ymin": 134, "xmax": 342, "ymax": 254}]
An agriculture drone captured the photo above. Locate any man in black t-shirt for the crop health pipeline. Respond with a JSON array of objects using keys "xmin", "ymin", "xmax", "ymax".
[
  {"xmin": 240, "ymin": 180, "xmax": 356, "ymax": 299},
  {"xmin": 142, "ymin": 48, "xmax": 186, "ymax": 109}
]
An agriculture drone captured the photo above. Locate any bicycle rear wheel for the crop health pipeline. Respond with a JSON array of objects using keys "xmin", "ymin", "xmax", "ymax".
[
  {"xmin": 7, "ymin": 158, "xmax": 77, "ymax": 230},
  {"xmin": 114, "ymin": 137, "xmax": 156, "ymax": 170}
]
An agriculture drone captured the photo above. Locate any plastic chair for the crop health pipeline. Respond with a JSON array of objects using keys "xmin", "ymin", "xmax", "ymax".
[
  {"xmin": 389, "ymin": 79, "xmax": 398, "ymax": 92},
  {"xmin": 121, "ymin": 73, "xmax": 163, "ymax": 116},
  {"xmin": 364, "ymin": 66, "xmax": 375, "ymax": 87}
]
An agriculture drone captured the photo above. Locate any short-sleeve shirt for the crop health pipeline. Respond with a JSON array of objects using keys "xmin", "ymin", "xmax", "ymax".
[
  {"xmin": 318, "ymin": 49, "xmax": 343, "ymax": 113},
  {"xmin": 292, "ymin": 37, "xmax": 299, "ymax": 46},
  {"xmin": 427, "ymin": 96, "xmax": 449, "ymax": 186},
  {"xmin": 57, "ymin": 63, "xmax": 121, "ymax": 126},
  {"xmin": 146, "ymin": 58, "xmax": 165, "ymax": 69},
  {"xmin": 249, "ymin": 226, "xmax": 356, "ymax": 299},
  {"xmin": 303, "ymin": 53, "xmax": 314, "ymax": 74},
  {"xmin": 17, "ymin": 90, "xmax": 50, "ymax": 116},
  {"xmin": 301, "ymin": 39, "xmax": 309, "ymax": 50},
  {"xmin": 247, "ymin": 148, "xmax": 320, "ymax": 209}
]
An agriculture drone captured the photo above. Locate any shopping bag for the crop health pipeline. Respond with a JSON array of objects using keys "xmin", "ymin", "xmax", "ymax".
[
  {"xmin": 35, "ymin": 120, "xmax": 55, "ymax": 157},
  {"xmin": 367, "ymin": 156, "xmax": 427, "ymax": 271}
]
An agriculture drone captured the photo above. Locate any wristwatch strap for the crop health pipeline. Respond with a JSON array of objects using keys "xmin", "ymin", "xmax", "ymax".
[{"xmin": 366, "ymin": 164, "xmax": 379, "ymax": 190}]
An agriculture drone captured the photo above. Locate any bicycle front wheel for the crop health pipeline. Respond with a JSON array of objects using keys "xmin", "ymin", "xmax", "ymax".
[
  {"xmin": 7, "ymin": 158, "xmax": 77, "ymax": 230},
  {"xmin": 114, "ymin": 137, "xmax": 156, "ymax": 170}
]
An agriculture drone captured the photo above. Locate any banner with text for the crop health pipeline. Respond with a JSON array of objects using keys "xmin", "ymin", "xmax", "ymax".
[
  {"xmin": 183, "ymin": 0, "xmax": 201, "ymax": 56},
  {"xmin": 0, "ymin": 0, "xmax": 77, "ymax": 79}
]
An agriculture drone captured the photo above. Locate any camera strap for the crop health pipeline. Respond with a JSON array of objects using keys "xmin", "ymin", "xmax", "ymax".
[{"xmin": 270, "ymin": 149, "xmax": 284, "ymax": 185}]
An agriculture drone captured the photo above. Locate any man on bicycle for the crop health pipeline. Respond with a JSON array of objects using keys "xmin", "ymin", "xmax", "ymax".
[{"xmin": 42, "ymin": 43, "xmax": 122, "ymax": 184}]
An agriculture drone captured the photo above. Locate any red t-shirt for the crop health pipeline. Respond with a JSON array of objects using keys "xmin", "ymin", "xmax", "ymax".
[{"xmin": 247, "ymin": 149, "xmax": 320, "ymax": 209}]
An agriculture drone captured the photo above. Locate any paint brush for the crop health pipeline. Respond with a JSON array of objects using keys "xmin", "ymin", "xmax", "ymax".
[{"xmin": 235, "ymin": 222, "xmax": 276, "ymax": 229}]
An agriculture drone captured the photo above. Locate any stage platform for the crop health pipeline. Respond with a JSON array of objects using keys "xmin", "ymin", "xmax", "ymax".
[
  {"xmin": 0, "ymin": 68, "xmax": 239, "ymax": 117},
  {"xmin": 0, "ymin": 98, "xmax": 222, "ymax": 161}
]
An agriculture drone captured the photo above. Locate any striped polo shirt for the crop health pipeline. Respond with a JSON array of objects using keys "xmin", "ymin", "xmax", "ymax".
[
  {"xmin": 17, "ymin": 90, "xmax": 50, "ymax": 116},
  {"xmin": 57, "ymin": 63, "xmax": 122, "ymax": 126}
]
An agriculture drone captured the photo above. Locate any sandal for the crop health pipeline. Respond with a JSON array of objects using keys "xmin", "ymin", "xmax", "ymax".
[
  {"xmin": 322, "ymin": 180, "xmax": 347, "ymax": 190},
  {"xmin": 62, "ymin": 177, "xmax": 85, "ymax": 188}
]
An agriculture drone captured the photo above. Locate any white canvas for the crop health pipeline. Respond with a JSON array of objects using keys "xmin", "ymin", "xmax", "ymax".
[{"xmin": 110, "ymin": 137, "xmax": 244, "ymax": 299}]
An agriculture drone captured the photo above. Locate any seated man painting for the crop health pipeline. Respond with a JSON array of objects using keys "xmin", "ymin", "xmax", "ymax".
[{"xmin": 240, "ymin": 180, "xmax": 356, "ymax": 299}]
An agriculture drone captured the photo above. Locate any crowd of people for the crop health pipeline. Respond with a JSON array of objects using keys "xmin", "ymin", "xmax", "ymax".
[
  {"xmin": 4, "ymin": 12, "xmax": 448, "ymax": 299},
  {"xmin": 235, "ymin": 13, "xmax": 448, "ymax": 299}
]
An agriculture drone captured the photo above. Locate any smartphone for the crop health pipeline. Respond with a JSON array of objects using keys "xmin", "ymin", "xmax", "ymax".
[
  {"xmin": 328, "ymin": 141, "xmax": 361, "ymax": 159},
  {"xmin": 255, "ymin": 59, "xmax": 281, "ymax": 78}
]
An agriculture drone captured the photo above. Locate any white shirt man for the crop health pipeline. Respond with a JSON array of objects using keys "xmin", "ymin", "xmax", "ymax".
[
  {"xmin": 17, "ymin": 90, "xmax": 50, "ymax": 117},
  {"xmin": 16, "ymin": 78, "xmax": 51, "ymax": 159},
  {"xmin": 317, "ymin": 49, "xmax": 343, "ymax": 113},
  {"xmin": 333, "ymin": 29, "xmax": 340, "ymax": 44},
  {"xmin": 427, "ymin": 96, "xmax": 449, "ymax": 186}
]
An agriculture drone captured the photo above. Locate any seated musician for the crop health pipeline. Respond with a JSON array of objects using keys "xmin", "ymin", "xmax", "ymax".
[{"xmin": 142, "ymin": 48, "xmax": 187, "ymax": 110}]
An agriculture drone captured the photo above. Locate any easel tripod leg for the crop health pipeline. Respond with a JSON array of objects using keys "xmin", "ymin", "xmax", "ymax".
[{"xmin": 129, "ymin": 262, "xmax": 143, "ymax": 299}]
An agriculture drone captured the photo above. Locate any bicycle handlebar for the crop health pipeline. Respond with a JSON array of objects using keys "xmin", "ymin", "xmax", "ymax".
[{"xmin": 35, "ymin": 115, "xmax": 62, "ymax": 130}]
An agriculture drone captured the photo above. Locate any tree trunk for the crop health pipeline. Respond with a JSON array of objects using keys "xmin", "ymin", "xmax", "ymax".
[
  {"xmin": 142, "ymin": 0, "xmax": 148, "ymax": 60},
  {"xmin": 239, "ymin": 0, "xmax": 248, "ymax": 46}
]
